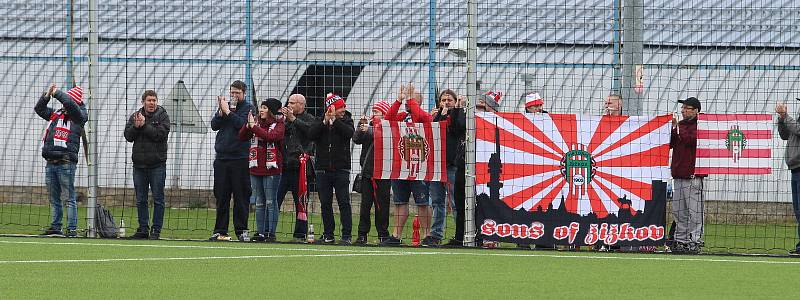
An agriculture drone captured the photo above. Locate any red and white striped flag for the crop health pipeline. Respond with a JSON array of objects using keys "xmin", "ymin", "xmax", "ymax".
[
  {"xmin": 373, "ymin": 120, "xmax": 448, "ymax": 182},
  {"xmin": 695, "ymin": 114, "xmax": 773, "ymax": 175}
]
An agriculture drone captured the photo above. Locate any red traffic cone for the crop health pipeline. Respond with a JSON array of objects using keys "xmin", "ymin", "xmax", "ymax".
[{"xmin": 411, "ymin": 215, "xmax": 421, "ymax": 247}]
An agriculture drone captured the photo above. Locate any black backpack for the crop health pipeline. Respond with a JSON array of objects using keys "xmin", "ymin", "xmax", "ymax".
[{"xmin": 94, "ymin": 204, "xmax": 118, "ymax": 238}]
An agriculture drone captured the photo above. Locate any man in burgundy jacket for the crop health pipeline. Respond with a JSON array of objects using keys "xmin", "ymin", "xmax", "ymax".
[{"xmin": 670, "ymin": 97, "xmax": 704, "ymax": 254}]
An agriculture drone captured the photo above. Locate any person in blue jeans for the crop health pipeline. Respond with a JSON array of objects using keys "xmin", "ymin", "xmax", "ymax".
[
  {"xmin": 35, "ymin": 84, "xmax": 88, "ymax": 237},
  {"xmin": 124, "ymin": 90, "xmax": 171, "ymax": 239},
  {"xmin": 309, "ymin": 93, "xmax": 355, "ymax": 245},
  {"xmin": 426, "ymin": 89, "xmax": 466, "ymax": 247},
  {"xmin": 239, "ymin": 98, "xmax": 285, "ymax": 242},
  {"xmin": 776, "ymin": 101, "xmax": 800, "ymax": 255}
]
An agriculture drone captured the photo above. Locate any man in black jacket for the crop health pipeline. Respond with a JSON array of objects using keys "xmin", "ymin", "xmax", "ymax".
[
  {"xmin": 278, "ymin": 94, "xmax": 316, "ymax": 241},
  {"xmin": 310, "ymin": 93, "xmax": 355, "ymax": 244},
  {"xmin": 429, "ymin": 90, "xmax": 466, "ymax": 247},
  {"xmin": 124, "ymin": 90, "xmax": 171, "ymax": 239},
  {"xmin": 35, "ymin": 84, "xmax": 88, "ymax": 237}
]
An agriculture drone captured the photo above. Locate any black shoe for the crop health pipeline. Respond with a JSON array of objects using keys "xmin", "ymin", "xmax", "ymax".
[
  {"xmin": 65, "ymin": 230, "xmax": 78, "ymax": 238},
  {"xmin": 149, "ymin": 231, "xmax": 160, "ymax": 240},
  {"xmin": 354, "ymin": 236, "xmax": 368, "ymax": 245},
  {"xmin": 319, "ymin": 236, "xmax": 335, "ymax": 245},
  {"xmin": 444, "ymin": 238, "xmax": 463, "ymax": 247},
  {"xmin": 265, "ymin": 233, "xmax": 277, "ymax": 243},
  {"xmin": 131, "ymin": 229, "xmax": 149, "ymax": 239},
  {"xmin": 41, "ymin": 228, "xmax": 63, "ymax": 236},
  {"xmin": 789, "ymin": 249, "xmax": 800, "ymax": 256},
  {"xmin": 252, "ymin": 233, "xmax": 266, "ymax": 242},
  {"xmin": 339, "ymin": 238, "xmax": 352, "ymax": 245},
  {"xmin": 421, "ymin": 236, "xmax": 441, "ymax": 247},
  {"xmin": 380, "ymin": 236, "xmax": 402, "ymax": 246}
]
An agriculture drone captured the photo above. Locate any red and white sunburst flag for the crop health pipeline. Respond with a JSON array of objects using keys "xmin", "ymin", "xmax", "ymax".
[
  {"xmin": 372, "ymin": 120, "xmax": 448, "ymax": 182},
  {"xmin": 475, "ymin": 112, "xmax": 672, "ymax": 218},
  {"xmin": 695, "ymin": 114, "xmax": 772, "ymax": 175}
]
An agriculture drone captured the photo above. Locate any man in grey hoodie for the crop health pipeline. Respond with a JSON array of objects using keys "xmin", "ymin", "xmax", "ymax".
[{"xmin": 776, "ymin": 102, "xmax": 800, "ymax": 255}]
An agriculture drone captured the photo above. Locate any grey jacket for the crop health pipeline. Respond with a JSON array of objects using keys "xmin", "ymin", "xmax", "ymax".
[{"xmin": 777, "ymin": 114, "xmax": 800, "ymax": 170}]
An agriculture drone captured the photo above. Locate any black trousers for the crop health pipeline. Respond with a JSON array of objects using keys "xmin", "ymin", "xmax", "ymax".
[
  {"xmin": 453, "ymin": 164, "xmax": 466, "ymax": 241},
  {"xmin": 277, "ymin": 169, "xmax": 309, "ymax": 238},
  {"xmin": 213, "ymin": 158, "xmax": 251, "ymax": 235},
  {"xmin": 316, "ymin": 169, "xmax": 352, "ymax": 239},
  {"xmin": 357, "ymin": 177, "xmax": 391, "ymax": 238}
]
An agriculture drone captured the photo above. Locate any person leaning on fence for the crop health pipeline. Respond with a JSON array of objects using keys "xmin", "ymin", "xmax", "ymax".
[
  {"xmin": 35, "ymin": 84, "xmax": 88, "ymax": 237},
  {"xmin": 382, "ymin": 84, "xmax": 433, "ymax": 245},
  {"xmin": 352, "ymin": 100, "xmax": 392, "ymax": 245},
  {"xmin": 775, "ymin": 101, "xmax": 800, "ymax": 255},
  {"xmin": 309, "ymin": 93, "xmax": 355, "ymax": 245},
  {"xmin": 604, "ymin": 94, "xmax": 623, "ymax": 116},
  {"xmin": 523, "ymin": 92, "xmax": 548, "ymax": 114},
  {"xmin": 209, "ymin": 80, "xmax": 254, "ymax": 242},
  {"xmin": 239, "ymin": 98, "xmax": 285, "ymax": 242},
  {"xmin": 670, "ymin": 97, "xmax": 705, "ymax": 254},
  {"xmin": 123, "ymin": 90, "xmax": 170, "ymax": 240},
  {"xmin": 431, "ymin": 89, "xmax": 466, "ymax": 247},
  {"xmin": 278, "ymin": 94, "xmax": 316, "ymax": 242}
]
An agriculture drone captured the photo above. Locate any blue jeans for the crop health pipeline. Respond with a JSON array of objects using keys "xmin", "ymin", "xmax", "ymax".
[
  {"xmin": 429, "ymin": 166, "xmax": 458, "ymax": 240},
  {"xmin": 791, "ymin": 171, "xmax": 800, "ymax": 250},
  {"xmin": 45, "ymin": 162, "xmax": 77, "ymax": 231},
  {"xmin": 133, "ymin": 165, "xmax": 166, "ymax": 232},
  {"xmin": 252, "ymin": 174, "xmax": 281, "ymax": 235}
]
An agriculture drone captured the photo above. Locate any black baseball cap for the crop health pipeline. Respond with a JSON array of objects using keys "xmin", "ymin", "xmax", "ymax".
[{"xmin": 678, "ymin": 97, "xmax": 701, "ymax": 111}]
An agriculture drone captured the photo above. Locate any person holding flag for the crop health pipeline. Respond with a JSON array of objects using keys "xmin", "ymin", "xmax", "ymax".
[{"xmin": 279, "ymin": 94, "xmax": 316, "ymax": 242}]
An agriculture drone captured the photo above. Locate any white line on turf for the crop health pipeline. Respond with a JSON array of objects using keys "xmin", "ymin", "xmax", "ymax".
[
  {"xmin": 1, "ymin": 239, "xmax": 798, "ymax": 265},
  {"xmin": 0, "ymin": 252, "xmax": 434, "ymax": 264}
]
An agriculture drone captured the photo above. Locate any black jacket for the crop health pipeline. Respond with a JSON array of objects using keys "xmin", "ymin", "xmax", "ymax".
[
  {"xmin": 310, "ymin": 111, "xmax": 355, "ymax": 171},
  {"xmin": 35, "ymin": 90, "xmax": 88, "ymax": 163},
  {"xmin": 124, "ymin": 106, "xmax": 171, "ymax": 168},
  {"xmin": 282, "ymin": 111, "xmax": 316, "ymax": 170},
  {"xmin": 433, "ymin": 107, "xmax": 466, "ymax": 167},
  {"xmin": 353, "ymin": 120, "xmax": 376, "ymax": 177}
]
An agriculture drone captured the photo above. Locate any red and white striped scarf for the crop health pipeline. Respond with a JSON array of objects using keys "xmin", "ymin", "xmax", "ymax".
[{"xmin": 41, "ymin": 111, "xmax": 72, "ymax": 149}]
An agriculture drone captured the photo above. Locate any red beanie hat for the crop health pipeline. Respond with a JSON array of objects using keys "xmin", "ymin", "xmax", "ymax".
[{"xmin": 325, "ymin": 93, "xmax": 346, "ymax": 110}]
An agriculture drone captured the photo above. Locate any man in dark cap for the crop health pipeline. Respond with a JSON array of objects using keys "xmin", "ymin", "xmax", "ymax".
[{"xmin": 670, "ymin": 97, "xmax": 704, "ymax": 254}]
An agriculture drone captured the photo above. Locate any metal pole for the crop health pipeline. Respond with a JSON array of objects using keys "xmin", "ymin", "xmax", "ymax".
[
  {"xmin": 621, "ymin": 0, "xmax": 644, "ymax": 115},
  {"xmin": 611, "ymin": 0, "xmax": 622, "ymax": 93},
  {"xmin": 66, "ymin": 0, "xmax": 74, "ymax": 86},
  {"xmin": 427, "ymin": 0, "xmax": 437, "ymax": 109},
  {"xmin": 463, "ymin": 0, "xmax": 478, "ymax": 247},
  {"xmin": 86, "ymin": 0, "xmax": 99, "ymax": 237},
  {"xmin": 245, "ymin": 0, "xmax": 254, "ymax": 104}
]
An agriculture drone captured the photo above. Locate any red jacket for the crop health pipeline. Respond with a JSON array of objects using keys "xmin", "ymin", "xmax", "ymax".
[
  {"xmin": 670, "ymin": 117, "xmax": 701, "ymax": 179},
  {"xmin": 384, "ymin": 98, "xmax": 432, "ymax": 123},
  {"xmin": 238, "ymin": 115, "xmax": 285, "ymax": 176}
]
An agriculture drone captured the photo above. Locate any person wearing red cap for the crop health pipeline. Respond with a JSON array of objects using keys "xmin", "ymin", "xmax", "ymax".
[
  {"xmin": 352, "ymin": 100, "xmax": 392, "ymax": 244},
  {"xmin": 477, "ymin": 90, "xmax": 502, "ymax": 112},
  {"xmin": 523, "ymin": 92, "xmax": 548, "ymax": 114},
  {"xmin": 310, "ymin": 93, "xmax": 355, "ymax": 244},
  {"xmin": 124, "ymin": 90, "xmax": 171, "ymax": 240},
  {"xmin": 35, "ymin": 84, "xmax": 88, "ymax": 237}
]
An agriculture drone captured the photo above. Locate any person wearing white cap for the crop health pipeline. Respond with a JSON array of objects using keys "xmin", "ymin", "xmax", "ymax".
[
  {"xmin": 523, "ymin": 92, "xmax": 548, "ymax": 114},
  {"xmin": 35, "ymin": 84, "xmax": 88, "ymax": 237}
]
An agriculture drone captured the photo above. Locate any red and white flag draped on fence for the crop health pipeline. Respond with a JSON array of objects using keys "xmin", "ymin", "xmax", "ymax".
[
  {"xmin": 475, "ymin": 112, "xmax": 672, "ymax": 218},
  {"xmin": 695, "ymin": 114, "xmax": 772, "ymax": 175},
  {"xmin": 373, "ymin": 120, "xmax": 448, "ymax": 182}
]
